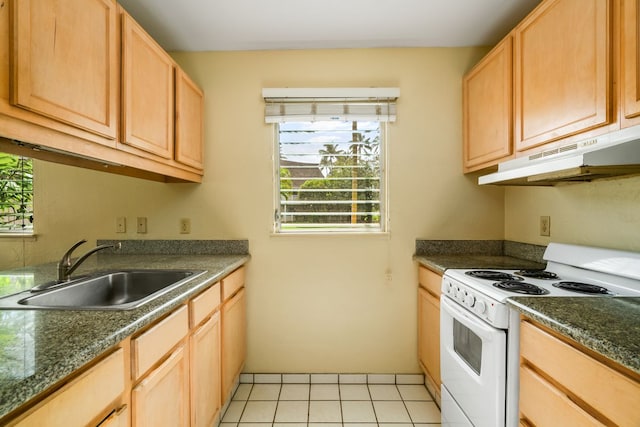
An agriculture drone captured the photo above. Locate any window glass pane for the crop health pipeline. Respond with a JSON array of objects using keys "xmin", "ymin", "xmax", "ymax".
[
  {"xmin": 453, "ymin": 318, "xmax": 483, "ymax": 375},
  {"xmin": 0, "ymin": 153, "xmax": 34, "ymax": 233},
  {"xmin": 276, "ymin": 120, "xmax": 384, "ymax": 232}
]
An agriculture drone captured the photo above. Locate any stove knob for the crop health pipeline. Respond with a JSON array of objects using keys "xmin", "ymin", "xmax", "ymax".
[
  {"xmin": 475, "ymin": 300, "xmax": 486, "ymax": 314},
  {"xmin": 465, "ymin": 294, "xmax": 475, "ymax": 308}
]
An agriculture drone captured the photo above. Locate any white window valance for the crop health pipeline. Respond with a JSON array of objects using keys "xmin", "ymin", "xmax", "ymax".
[{"xmin": 262, "ymin": 87, "xmax": 399, "ymax": 123}]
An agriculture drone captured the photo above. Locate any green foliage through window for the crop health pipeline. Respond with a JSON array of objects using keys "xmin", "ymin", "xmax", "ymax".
[{"xmin": 0, "ymin": 153, "xmax": 33, "ymax": 233}]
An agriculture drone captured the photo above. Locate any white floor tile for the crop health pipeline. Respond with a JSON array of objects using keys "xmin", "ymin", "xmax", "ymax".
[
  {"xmin": 274, "ymin": 423, "xmax": 307, "ymax": 427},
  {"xmin": 340, "ymin": 384, "xmax": 371, "ymax": 400},
  {"xmin": 397, "ymin": 384, "xmax": 433, "ymax": 401},
  {"xmin": 311, "ymin": 373, "xmax": 339, "ymax": 384},
  {"xmin": 249, "ymin": 384, "xmax": 281, "ymax": 400},
  {"xmin": 373, "ymin": 401, "xmax": 412, "ymax": 423},
  {"xmin": 414, "ymin": 424, "xmax": 441, "ymax": 427},
  {"xmin": 221, "ymin": 401, "xmax": 246, "ymax": 423},
  {"xmin": 254, "ymin": 373, "xmax": 282, "ymax": 384},
  {"xmin": 233, "ymin": 384, "xmax": 253, "ymax": 401},
  {"xmin": 283, "ymin": 373, "xmax": 310, "ymax": 383},
  {"xmin": 369, "ymin": 384, "xmax": 402, "ymax": 400},
  {"xmin": 311, "ymin": 383, "xmax": 340, "ymax": 400},
  {"xmin": 342, "ymin": 401, "xmax": 377, "ymax": 423},
  {"xmin": 236, "ymin": 424, "xmax": 272, "ymax": 427},
  {"xmin": 308, "ymin": 424, "xmax": 342, "ymax": 427},
  {"xmin": 240, "ymin": 401, "xmax": 278, "ymax": 422},
  {"xmin": 280, "ymin": 383, "xmax": 310, "ymax": 400},
  {"xmin": 219, "ymin": 423, "xmax": 238, "ymax": 427},
  {"xmin": 344, "ymin": 424, "xmax": 379, "ymax": 427},
  {"xmin": 309, "ymin": 401, "xmax": 342, "ymax": 422},
  {"xmin": 405, "ymin": 401, "xmax": 441, "ymax": 423},
  {"xmin": 379, "ymin": 424, "xmax": 417, "ymax": 427},
  {"xmin": 340, "ymin": 373, "xmax": 367, "ymax": 384},
  {"xmin": 274, "ymin": 401, "xmax": 309, "ymax": 422},
  {"xmin": 396, "ymin": 374, "xmax": 424, "ymax": 385},
  {"xmin": 368, "ymin": 374, "xmax": 395, "ymax": 384},
  {"xmin": 240, "ymin": 374, "xmax": 254, "ymax": 383}
]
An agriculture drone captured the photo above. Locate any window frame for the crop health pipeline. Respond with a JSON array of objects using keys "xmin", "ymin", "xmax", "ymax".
[{"xmin": 272, "ymin": 120, "xmax": 389, "ymax": 235}]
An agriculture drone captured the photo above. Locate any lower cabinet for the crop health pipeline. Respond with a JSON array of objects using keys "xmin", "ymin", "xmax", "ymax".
[
  {"xmin": 519, "ymin": 317, "xmax": 640, "ymax": 426},
  {"xmin": 132, "ymin": 345, "xmax": 189, "ymax": 427},
  {"xmin": 417, "ymin": 266, "xmax": 441, "ymax": 405},
  {"xmin": 222, "ymin": 282, "xmax": 247, "ymax": 400}
]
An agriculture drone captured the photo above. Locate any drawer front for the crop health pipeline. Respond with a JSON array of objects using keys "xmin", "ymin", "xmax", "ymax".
[
  {"xmin": 222, "ymin": 267, "xmax": 245, "ymax": 301},
  {"xmin": 14, "ymin": 348, "xmax": 125, "ymax": 427},
  {"xmin": 418, "ymin": 266, "xmax": 441, "ymax": 297},
  {"xmin": 132, "ymin": 305, "xmax": 189, "ymax": 380},
  {"xmin": 519, "ymin": 366, "xmax": 603, "ymax": 427},
  {"xmin": 520, "ymin": 320, "xmax": 640, "ymax": 426},
  {"xmin": 190, "ymin": 282, "xmax": 221, "ymax": 327}
]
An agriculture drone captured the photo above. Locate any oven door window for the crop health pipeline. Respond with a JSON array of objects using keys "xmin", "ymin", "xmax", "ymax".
[{"xmin": 453, "ymin": 318, "xmax": 482, "ymax": 375}]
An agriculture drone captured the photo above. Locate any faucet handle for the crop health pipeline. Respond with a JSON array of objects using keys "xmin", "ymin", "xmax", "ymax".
[{"xmin": 60, "ymin": 239, "xmax": 87, "ymax": 265}]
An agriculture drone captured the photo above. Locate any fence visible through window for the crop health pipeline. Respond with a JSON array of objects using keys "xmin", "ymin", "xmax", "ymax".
[{"xmin": 0, "ymin": 153, "xmax": 33, "ymax": 234}]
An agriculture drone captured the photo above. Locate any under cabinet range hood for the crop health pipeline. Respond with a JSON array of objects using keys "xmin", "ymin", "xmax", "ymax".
[{"xmin": 478, "ymin": 126, "xmax": 640, "ymax": 185}]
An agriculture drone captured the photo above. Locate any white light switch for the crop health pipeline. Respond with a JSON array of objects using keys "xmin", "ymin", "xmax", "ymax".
[{"xmin": 137, "ymin": 217, "xmax": 147, "ymax": 234}]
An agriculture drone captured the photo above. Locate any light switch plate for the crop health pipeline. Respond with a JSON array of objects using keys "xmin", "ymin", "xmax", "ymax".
[
  {"xmin": 137, "ymin": 217, "xmax": 147, "ymax": 234},
  {"xmin": 540, "ymin": 216, "xmax": 551, "ymax": 236},
  {"xmin": 180, "ymin": 218, "xmax": 191, "ymax": 234},
  {"xmin": 116, "ymin": 217, "xmax": 126, "ymax": 233}
]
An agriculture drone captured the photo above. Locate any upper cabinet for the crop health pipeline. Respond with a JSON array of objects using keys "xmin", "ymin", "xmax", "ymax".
[
  {"xmin": 121, "ymin": 10, "xmax": 175, "ymax": 160},
  {"xmin": 514, "ymin": 0, "xmax": 611, "ymax": 152},
  {"xmin": 0, "ymin": 0, "xmax": 204, "ymax": 182},
  {"xmin": 463, "ymin": 37, "xmax": 513, "ymax": 172},
  {"xmin": 175, "ymin": 69, "xmax": 205, "ymax": 170},
  {"xmin": 621, "ymin": 0, "xmax": 640, "ymax": 126}
]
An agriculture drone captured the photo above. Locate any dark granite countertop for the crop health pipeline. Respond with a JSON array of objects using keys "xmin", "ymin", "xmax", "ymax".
[
  {"xmin": 414, "ymin": 254, "xmax": 544, "ymax": 275},
  {"xmin": 509, "ymin": 297, "xmax": 640, "ymax": 375},
  {"xmin": 0, "ymin": 252, "xmax": 250, "ymax": 420}
]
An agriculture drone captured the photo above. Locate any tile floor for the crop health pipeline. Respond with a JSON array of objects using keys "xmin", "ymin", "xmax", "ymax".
[{"xmin": 220, "ymin": 375, "xmax": 441, "ymax": 426}]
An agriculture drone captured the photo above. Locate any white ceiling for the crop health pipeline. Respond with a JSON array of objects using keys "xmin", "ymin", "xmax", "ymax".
[{"xmin": 117, "ymin": 0, "xmax": 542, "ymax": 51}]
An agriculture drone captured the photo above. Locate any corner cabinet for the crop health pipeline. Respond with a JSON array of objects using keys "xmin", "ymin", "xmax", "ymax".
[
  {"xmin": 417, "ymin": 266, "xmax": 441, "ymax": 405},
  {"xmin": 463, "ymin": 36, "xmax": 513, "ymax": 172},
  {"xmin": 514, "ymin": 0, "xmax": 611, "ymax": 152},
  {"xmin": 519, "ymin": 318, "xmax": 640, "ymax": 426},
  {"xmin": 621, "ymin": 0, "xmax": 640, "ymax": 127},
  {"xmin": 175, "ymin": 69, "xmax": 205, "ymax": 170}
]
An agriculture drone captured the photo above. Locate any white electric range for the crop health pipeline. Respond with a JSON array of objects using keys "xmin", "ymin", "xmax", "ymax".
[{"xmin": 439, "ymin": 242, "xmax": 640, "ymax": 427}]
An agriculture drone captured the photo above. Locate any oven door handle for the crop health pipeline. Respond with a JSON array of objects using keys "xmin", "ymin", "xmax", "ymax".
[{"xmin": 441, "ymin": 296, "xmax": 502, "ymax": 340}]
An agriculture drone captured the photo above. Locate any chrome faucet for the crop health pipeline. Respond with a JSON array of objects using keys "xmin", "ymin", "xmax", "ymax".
[{"xmin": 57, "ymin": 240, "xmax": 122, "ymax": 281}]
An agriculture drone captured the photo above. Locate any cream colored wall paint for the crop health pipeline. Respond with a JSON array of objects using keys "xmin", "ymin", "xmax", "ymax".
[
  {"xmin": 505, "ymin": 175, "xmax": 640, "ymax": 251},
  {"xmin": 2, "ymin": 47, "xmax": 505, "ymax": 373}
]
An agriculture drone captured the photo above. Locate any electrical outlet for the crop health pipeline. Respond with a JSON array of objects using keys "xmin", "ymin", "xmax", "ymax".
[
  {"xmin": 540, "ymin": 216, "xmax": 551, "ymax": 236},
  {"xmin": 180, "ymin": 218, "xmax": 191, "ymax": 234},
  {"xmin": 116, "ymin": 217, "xmax": 126, "ymax": 233},
  {"xmin": 137, "ymin": 217, "xmax": 147, "ymax": 234}
]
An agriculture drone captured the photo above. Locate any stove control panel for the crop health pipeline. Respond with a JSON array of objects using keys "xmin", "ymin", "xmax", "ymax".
[{"xmin": 441, "ymin": 275, "xmax": 509, "ymax": 328}]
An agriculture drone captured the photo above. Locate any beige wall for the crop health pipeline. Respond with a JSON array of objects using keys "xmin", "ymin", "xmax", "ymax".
[
  {"xmin": 504, "ymin": 175, "xmax": 640, "ymax": 251},
  {"xmin": 1, "ymin": 47, "xmax": 506, "ymax": 373}
]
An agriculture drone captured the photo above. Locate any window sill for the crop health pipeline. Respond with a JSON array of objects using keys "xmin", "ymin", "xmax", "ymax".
[
  {"xmin": 0, "ymin": 233, "xmax": 37, "ymax": 240},
  {"xmin": 270, "ymin": 231, "xmax": 390, "ymax": 238}
]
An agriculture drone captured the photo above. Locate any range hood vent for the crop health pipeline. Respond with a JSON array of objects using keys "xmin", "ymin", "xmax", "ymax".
[{"xmin": 478, "ymin": 126, "xmax": 640, "ymax": 185}]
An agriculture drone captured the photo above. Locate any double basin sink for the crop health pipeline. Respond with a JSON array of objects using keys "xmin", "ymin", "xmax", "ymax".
[{"xmin": 0, "ymin": 269, "xmax": 206, "ymax": 310}]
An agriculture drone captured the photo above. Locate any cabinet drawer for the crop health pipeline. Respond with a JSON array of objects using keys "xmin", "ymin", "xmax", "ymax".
[
  {"xmin": 418, "ymin": 266, "xmax": 441, "ymax": 297},
  {"xmin": 520, "ymin": 320, "xmax": 640, "ymax": 426},
  {"xmin": 13, "ymin": 348, "xmax": 124, "ymax": 427},
  {"xmin": 222, "ymin": 267, "xmax": 245, "ymax": 301},
  {"xmin": 132, "ymin": 305, "xmax": 189, "ymax": 380},
  {"xmin": 190, "ymin": 282, "xmax": 221, "ymax": 327},
  {"xmin": 519, "ymin": 366, "xmax": 603, "ymax": 426}
]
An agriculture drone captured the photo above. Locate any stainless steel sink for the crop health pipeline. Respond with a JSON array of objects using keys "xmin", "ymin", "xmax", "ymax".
[{"xmin": 0, "ymin": 269, "xmax": 206, "ymax": 310}]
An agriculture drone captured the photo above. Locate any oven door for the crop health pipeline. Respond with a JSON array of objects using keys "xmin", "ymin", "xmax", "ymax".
[{"xmin": 440, "ymin": 295, "xmax": 507, "ymax": 427}]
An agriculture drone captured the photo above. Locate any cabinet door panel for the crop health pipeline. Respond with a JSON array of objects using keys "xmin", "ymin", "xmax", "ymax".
[
  {"xmin": 11, "ymin": 0, "xmax": 118, "ymax": 140},
  {"xmin": 418, "ymin": 287, "xmax": 440, "ymax": 387},
  {"xmin": 175, "ymin": 69, "xmax": 204, "ymax": 169},
  {"xmin": 622, "ymin": 0, "xmax": 640, "ymax": 123},
  {"xmin": 463, "ymin": 36, "xmax": 513, "ymax": 171},
  {"xmin": 132, "ymin": 345, "xmax": 189, "ymax": 427},
  {"xmin": 191, "ymin": 312, "xmax": 221, "ymax": 427},
  {"xmin": 515, "ymin": 0, "xmax": 610, "ymax": 151},
  {"xmin": 222, "ymin": 287, "xmax": 246, "ymax": 400},
  {"xmin": 122, "ymin": 12, "xmax": 174, "ymax": 159}
]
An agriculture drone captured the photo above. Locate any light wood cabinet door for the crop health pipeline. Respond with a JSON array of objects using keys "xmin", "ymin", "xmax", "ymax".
[
  {"xmin": 132, "ymin": 344, "xmax": 189, "ymax": 427},
  {"xmin": 222, "ymin": 287, "xmax": 246, "ymax": 400},
  {"xmin": 463, "ymin": 36, "xmax": 513, "ymax": 172},
  {"xmin": 418, "ymin": 287, "xmax": 440, "ymax": 387},
  {"xmin": 621, "ymin": 0, "xmax": 640, "ymax": 125},
  {"xmin": 122, "ymin": 11, "xmax": 174, "ymax": 160},
  {"xmin": 175, "ymin": 69, "xmax": 204, "ymax": 170},
  {"xmin": 514, "ymin": 0, "xmax": 611, "ymax": 152},
  {"xmin": 98, "ymin": 405, "xmax": 130, "ymax": 427},
  {"xmin": 11, "ymin": 0, "xmax": 118, "ymax": 140},
  {"xmin": 190, "ymin": 312, "xmax": 221, "ymax": 427}
]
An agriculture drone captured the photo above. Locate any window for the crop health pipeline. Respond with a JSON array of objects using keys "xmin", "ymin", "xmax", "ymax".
[
  {"xmin": 264, "ymin": 88, "xmax": 398, "ymax": 233},
  {"xmin": 0, "ymin": 153, "xmax": 33, "ymax": 234},
  {"xmin": 275, "ymin": 120, "xmax": 385, "ymax": 232}
]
